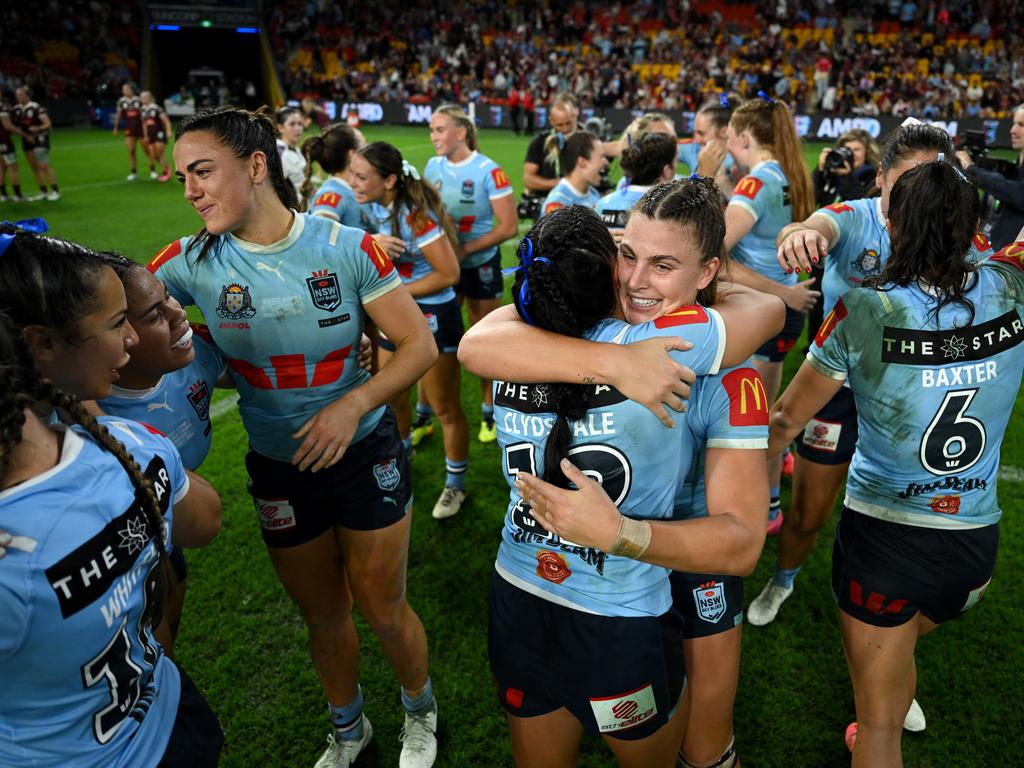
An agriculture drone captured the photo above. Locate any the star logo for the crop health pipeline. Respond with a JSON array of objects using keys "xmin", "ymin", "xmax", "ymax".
[
  {"xmin": 531, "ymin": 385, "xmax": 550, "ymax": 408},
  {"xmin": 117, "ymin": 517, "xmax": 149, "ymax": 555},
  {"xmin": 941, "ymin": 335, "xmax": 967, "ymax": 360}
]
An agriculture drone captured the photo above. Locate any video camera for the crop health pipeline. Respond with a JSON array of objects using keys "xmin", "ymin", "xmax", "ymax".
[
  {"xmin": 584, "ymin": 116, "xmax": 616, "ymax": 194},
  {"xmin": 517, "ymin": 193, "xmax": 543, "ymax": 221},
  {"xmin": 957, "ymin": 130, "xmax": 1018, "ymax": 178}
]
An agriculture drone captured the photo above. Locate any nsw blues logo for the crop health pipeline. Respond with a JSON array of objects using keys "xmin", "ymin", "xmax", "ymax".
[
  {"xmin": 307, "ymin": 269, "xmax": 342, "ymax": 312},
  {"xmin": 373, "ymin": 458, "xmax": 401, "ymax": 491},
  {"xmin": 187, "ymin": 379, "xmax": 212, "ymax": 435},
  {"xmin": 461, "ymin": 179, "xmax": 475, "ymax": 201},
  {"xmin": 216, "ymin": 283, "xmax": 256, "ymax": 319},
  {"xmin": 693, "ymin": 581, "xmax": 727, "ymax": 623}
]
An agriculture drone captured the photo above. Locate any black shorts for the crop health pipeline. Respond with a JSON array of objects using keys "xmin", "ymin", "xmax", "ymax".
[
  {"xmin": 244, "ymin": 408, "xmax": 410, "ymax": 548},
  {"xmin": 21, "ymin": 134, "xmax": 49, "ymax": 153},
  {"xmin": 379, "ymin": 297, "xmax": 463, "ymax": 355},
  {"xmin": 125, "ymin": 121, "xmax": 143, "ymax": 139},
  {"xmin": 0, "ymin": 137, "xmax": 14, "ymax": 161},
  {"xmin": 832, "ymin": 507, "xmax": 998, "ymax": 627},
  {"xmin": 158, "ymin": 664, "xmax": 223, "ymax": 768},
  {"xmin": 755, "ymin": 305, "xmax": 804, "ymax": 362},
  {"xmin": 146, "ymin": 127, "xmax": 168, "ymax": 144},
  {"xmin": 488, "ymin": 571, "xmax": 685, "ymax": 741},
  {"xmin": 795, "ymin": 386, "xmax": 858, "ymax": 465},
  {"xmin": 670, "ymin": 571, "xmax": 744, "ymax": 639},
  {"xmin": 169, "ymin": 545, "xmax": 188, "ymax": 583},
  {"xmin": 457, "ymin": 250, "xmax": 504, "ymax": 300}
]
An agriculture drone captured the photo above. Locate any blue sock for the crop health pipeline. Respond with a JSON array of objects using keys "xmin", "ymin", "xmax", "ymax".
[
  {"xmin": 415, "ymin": 402, "xmax": 433, "ymax": 420},
  {"xmin": 402, "ymin": 437, "xmax": 412, "ymax": 452},
  {"xmin": 446, "ymin": 457, "xmax": 468, "ymax": 490},
  {"xmin": 401, "ymin": 678, "xmax": 435, "ymax": 715},
  {"xmin": 330, "ymin": 686, "xmax": 364, "ymax": 742},
  {"xmin": 773, "ymin": 564, "xmax": 801, "ymax": 589},
  {"xmin": 768, "ymin": 486, "xmax": 781, "ymax": 521},
  {"xmin": 481, "ymin": 403, "xmax": 494, "ymax": 422}
]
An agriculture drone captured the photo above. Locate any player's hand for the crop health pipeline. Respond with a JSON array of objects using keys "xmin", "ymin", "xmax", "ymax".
[
  {"xmin": 291, "ymin": 396, "xmax": 361, "ymax": 472},
  {"xmin": 608, "ymin": 227, "xmax": 625, "ymax": 246},
  {"xmin": 516, "ymin": 459, "xmax": 623, "ymax": 552},
  {"xmin": 817, "ymin": 147, "xmax": 830, "ymax": 171},
  {"xmin": 956, "ymin": 150, "xmax": 974, "ymax": 169},
  {"xmin": 0, "ymin": 531, "xmax": 10, "ymax": 559},
  {"xmin": 782, "ymin": 277, "xmax": 821, "ymax": 312},
  {"xmin": 357, "ymin": 333, "xmax": 373, "ymax": 372},
  {"xmin": 611, "ymin": 337, "xmax": 696, "ymax": 427},
  {"xmin": 372, "ymin": 234, "xmax": 405, "ymax": 259},
  {"xmin": 697, "ymin": 139, "xmax": 728, "ymax": 176},
  {"xmin": 778, "ymin": 228, "xmax": 829, "ymax": 275}
]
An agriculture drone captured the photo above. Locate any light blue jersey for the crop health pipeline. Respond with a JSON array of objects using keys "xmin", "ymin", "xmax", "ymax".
[
  {"xmin": 367, "ymin": 201, "xmax": 452, "ymax": 304},
  {"xmin": 674, "ymin": 363, "xmax": 770, "ymax": 520},
  {"xmin": 676, "ymin": 138, "xmax": 734, "ymax": 175},
  {"xmin": 494, "ymin": 305, "xmax": 727, "ymax": 617},
  {"xmin": 424, "ymin": 151, "xmax": 514, "ymax": 269},
  {"xmin": 0, "ymin": 418, "xmax": 188, "ymax": 768},
  {"xmin": 309, "ymin": 177, "xmax": 377, "ymax": 232},
  {"xmin": 542, "ymin": 179, "xmax": 600, "ymax": 217},
  {"xmin": 595, "ymin": 184, "xmax": 653, "ymax": 229},
  {"xmin": 808, "ymin": 257, "xmax": 1024, "ymax": 528},
  {"xmin": 98, "ymin": 325, "xmax": 226, "ymax": 471},
  {"xmin": 814, "ymin": 198, "xmax": 995, "ymax": 318},
  {"xmin": 728, "ymin": 160, "xmax": 796, "ymax": 285},
  {"xmin": 148, "ymin": 213, "xmax": 400, "ymax": 463}
]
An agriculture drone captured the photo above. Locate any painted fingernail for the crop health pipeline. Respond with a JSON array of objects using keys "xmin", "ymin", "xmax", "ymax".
[{"xmin": 805, "ymin": 267, "xmax": 811, "ymax": 273}]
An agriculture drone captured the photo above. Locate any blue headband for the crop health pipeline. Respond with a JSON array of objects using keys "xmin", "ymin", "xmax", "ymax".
[
  {"xmin": 501, "ymin": 238, "xmax": 550, "ymax": 326},
  {"xmin": 756, "ymin": 90, "xmax": 774, "ymax": 104},
  {"xmin": 0, "ymin": 218, "xmax": 49, "ymax": 258}
]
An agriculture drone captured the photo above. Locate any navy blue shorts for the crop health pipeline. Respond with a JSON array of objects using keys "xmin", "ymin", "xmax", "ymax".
[
  {"xmin": 457, "ymin": 250, "xmax": 504, "ymax": 300},
  {"xmin": 670, "ymin": 571, "xmax": 744, "ymax": 639},
  {"xmin": 245, "ymin": 408, "xmax": 410, "ymax": 548},
  {"xmin": 379, "ymin": 297, "xmax": 464, "ymax": 355},
  {"xmin": 795, "ymin": 386, "xmax": 858, "ymax": 465},
  {"xmin": 158, "ymin": 664, "xmax": 223, "ymax": 768},
  {"xmin": 488, "ymin": 570, "xmax": 685, "ymax": 740},
  {"xmin": 832, "ymin": 507, "xmax": 998, "ymax": 627},
  {"xmin": 169, "ymin": 545, "xmax": 188, "ymax": 583},
  {"xmin": 755, "ymin": 306, "xmax": 804, "ymax": 362}
]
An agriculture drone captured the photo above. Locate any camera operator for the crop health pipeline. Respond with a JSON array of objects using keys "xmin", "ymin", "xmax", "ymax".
[
  {"xmin": 957, "ymin": 105, "xmax": 1024, "ymax": 250},
  {"xmin": 812, "ymin": 129, "xmax": 880, "ymax": 207}
]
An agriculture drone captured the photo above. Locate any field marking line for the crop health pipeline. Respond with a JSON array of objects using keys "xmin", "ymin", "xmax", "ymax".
[
  {"xmin": 211, "ymin": 391, "xmax": 240, "ymax": 420},
  {"xmin": 1000, "ymin": 465, "xmax": 1024, "ymax": 484}
]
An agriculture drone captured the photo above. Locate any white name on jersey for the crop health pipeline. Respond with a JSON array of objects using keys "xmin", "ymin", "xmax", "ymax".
[
  {"xmin": 921, "ymin": 360, "xmax": 998, "ymax": 388},
  {"xmin": 502, "ymin": 411, "xmax": 617, "ymax": 438}
]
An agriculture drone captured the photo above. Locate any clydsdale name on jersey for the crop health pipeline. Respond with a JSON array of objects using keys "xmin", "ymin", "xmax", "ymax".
[
  {"xmin": 494, "ymin": 381, "xmax": 625, "ymax": 439},
  {"xmin": 44, "ymin": 456, "xmax": 172, "ymax": 625}
]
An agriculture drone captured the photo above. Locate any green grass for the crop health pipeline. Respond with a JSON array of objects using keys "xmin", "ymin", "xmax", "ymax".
[{"xmin": 3, "ymin": 126, "xmax": 1022, "ymax": 767}]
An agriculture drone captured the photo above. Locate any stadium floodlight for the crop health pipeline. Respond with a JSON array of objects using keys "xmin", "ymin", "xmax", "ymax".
[
  {"xmin": 153, "ymin": 24, "xmax": 181, "ymax": 31},
  {"xmin": 200, "ymin": 19, "xmax": 212, "ymax": 28},
  {"xmin": 236, "ymin": 27, "xmax": 259, "ymax": 34}
]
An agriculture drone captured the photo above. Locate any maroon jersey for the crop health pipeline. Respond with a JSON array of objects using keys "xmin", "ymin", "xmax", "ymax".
[
  {"xmin": 11, "ymin": 101, "xmax": 50, "ymax": 149},
  {"xmin": 141, "ymin": 103, "xmax": 167, "ymax": 142},
  {"xmin": 117, "ymin": 95, "xmax": 143, "ymax": 136}
]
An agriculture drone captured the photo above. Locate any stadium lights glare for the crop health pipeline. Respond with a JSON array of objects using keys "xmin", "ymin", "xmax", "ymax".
[
  {"xmin": 236, "ymin": 27, "xmax": 259, "ymax": 34},
  {"xmin": 200, "ymin": 19, "xmax": 213, "ymax": 28},
  {"xmin": 152, "ymin": 24, "xmax": 181, "ymax": 31}
]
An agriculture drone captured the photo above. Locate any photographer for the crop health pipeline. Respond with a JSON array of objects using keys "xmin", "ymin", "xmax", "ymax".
[
  {"xmin": 957, "ymin": 105, "xmax": 1024, "ymax": 250},
  {"xmin": 812, "ymin": 129, "xmax": 880, "ymax": 207}
]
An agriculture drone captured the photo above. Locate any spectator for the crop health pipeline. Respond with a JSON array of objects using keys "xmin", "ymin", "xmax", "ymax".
[{"xmin": 958, "ymin": 104, "xmax": 1024, "ymax": 250}]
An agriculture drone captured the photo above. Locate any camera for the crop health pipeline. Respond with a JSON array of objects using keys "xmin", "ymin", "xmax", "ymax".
[
  {"xmin": 584, "ymin": 116, "xmax": 614, "ymax": 142},
  {"xmin": 957, "ymin": 130, "xmax": 1018, "ymax": 178},
  {"xmin": 517, "ymin": 193, "xmax": 542, "ymax": 221},
  {"xmin": 825, "ymin": 146, "xmax": 855, "ymax": 172}
]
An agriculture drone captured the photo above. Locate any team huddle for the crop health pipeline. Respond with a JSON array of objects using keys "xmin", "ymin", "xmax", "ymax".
[{"xmin": 0, "ymin": 92, "xmax": 1022, "ymax": 768}]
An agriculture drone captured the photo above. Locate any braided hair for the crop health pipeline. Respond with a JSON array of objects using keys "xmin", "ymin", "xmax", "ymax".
[
  {"xmin": 511, "ymin": 205, "xmax": 617, "ymax": 488},
  {"xmin": 0, "ymin": 312, "xmax": 173, "ymax": 624},
  {"xmin": 176, "ymin": 106, "xmax": 299, "ymax": 262},
  {"xmin": 619, "ymin": 132, "xmax": 678, "ymax": 186},
  {"xmin": 300, "ymin": 122, "xmax": 362, "ymax": 201}
]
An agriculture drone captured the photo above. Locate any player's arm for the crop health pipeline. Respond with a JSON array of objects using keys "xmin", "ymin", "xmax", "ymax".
[
  {"xmin": 112, "ymin": 106, "xmax": 122, "ymax": 134},
  {"xmin": 768, "ymin": 360, "xmax": 844, "ymax": 456},
  {"xmin": 405, "ymin": 235, "xmax": 460, "ymax": 297},
  {"xmin": 776, "ymin": 213, "xmax": 839, "ymax": 274},
  {"xmin": 34, "ymin": 113, "xmax": 52, "ymax": 134},
  {"xmin": 713, "ymin": 281, "xmax": 787, "ymax": 366},
  {"xmin": 170, "ymin": 470, "xmax": 222, "ymax": 548},
  {"xmin": 462, "ymin": 194, "xmax": 518, "ymax": 257},
  {"xmin": 523, "ymin": 161, "xmax": 558, "ymax": 193},
  {"xmin": 160, "ymin": 110, "xmax": 173, "ymax": 137},
  {"xmin": 458, "ymin": 304, "xmax": 695, "ymax": 427},
  {"xmin": 0, "ymin": 114, "xmax": 21, "ymax": 138}
]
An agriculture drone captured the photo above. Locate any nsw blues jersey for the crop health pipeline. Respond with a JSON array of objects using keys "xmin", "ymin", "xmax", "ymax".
[
  {"xmin": 728, "ymin": 161, "xmax": 795, "ymax": 285},
  {"xmin": 494, "ymin": 305, "xmax": 727, "ymax": 617},
  {"xmin": 367, "ymin": 201, "xmax": 451, "ymax": 304},
  {"xmin": 148, "ymin": 213, "xmax": 401, "ymax": 462},
  {"xmin": 98, "ymin": 325, "xmax": 226, "ymax": 471},
  {"xmin": 814, "ymin": 199, "xmax": 995, "ymax": 318},
  {"xmin": 542, "ymin": 179, "xmax": 600, "ymax": 217},
  {"xmin": 674, "ymin": 363, "xmax": 770, "ymax": 520},
  {"xmin": 309, "ymin": 177, "xmax": 377, "ymax": 232},
  {"xmin": 0, "ymin": 419, "xmax": 188, "ymax": 767},
  {"xmin": 808, "ymin": 253, "xmax": 1024, "ymax": 528},
  {"xmin": 595, "ymin": 184, "xmax": 652, "ymax": 229},
  {"xmin": 424, "ymin": 151, "xmax": 514, "ymax": 269},
  {"xmin": 676, "ymin": 138, "xmax": 735, "ymax": 175}
]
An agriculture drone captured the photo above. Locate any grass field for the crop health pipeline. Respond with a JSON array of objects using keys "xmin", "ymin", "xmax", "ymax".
[{"xmin": 2, "ymin": 125, "xmax": 1022, "ymax": 767}]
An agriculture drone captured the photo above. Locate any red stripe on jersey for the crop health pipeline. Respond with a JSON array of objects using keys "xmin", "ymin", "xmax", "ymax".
[
  {"xmin": 139, "ymin": 422, "xmax": 166, "ymax": 437},
  {"xmin": 733, "ymin": 176, "xmax": 764, "ymax": 200},
  {"xmin": 491, "ymin": 167, "xmax": 511, "ymax": 189},
  {"xmin": 191, "ymin": 323, "xmax": 214, "ymax": 345},
  {"xmin": 314, "ymin": 192, "xmax": 341, "ymax": 208},
  {"xmin": 722, "ymin": 368, "xmax": 769, "ymax": 427},
  {"xmin": 653, "ymin": 304, "xmax": 709, "ymax": 328},
  {"xmin": 310, "ymin": 345, "xmax": 352, "ymax": 387},
  {"xmin": 360, "ymin": 232, "xmax": 395, "ymax": 279},
  {"xmin": 226, "ymin": 357, "xmax": 274, "ymax": 389},
  {"xmin": 147, "ymin": 240, "xmax": 183, "ymax": 273},
  {"xmin": 814, "ymin": 298, "xmax": 848, "ymax": 347},
  {"xmin": 991, "ymin": 242, "xmax": 1024, "ymax": 272},
  {"xmin": 678, "ymin": 138, "xmax": 696, "ymax": 145},
  {"xmin": 269, "ymin": 354, "xmax": 308, "ymax": 389},
  {"xmin": 458, "ymin": 215, "xmax": 476, "ymax": 233},
  {"xmin": 544, "ymin": 202, "xmax": 564, "ymax": 215},
  {"xmin": 406, "ymin": 213, "xmax": 438, "ymax": 238},
  {"xmin": 825, "ymin": 202, "xmax": 853, "ymax": 214},
  {"xmin": 397, "ymin": 261, "xmax": 414, "ymax": 279}
]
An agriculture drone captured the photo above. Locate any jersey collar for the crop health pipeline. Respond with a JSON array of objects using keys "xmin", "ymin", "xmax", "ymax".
[
  {"xmin": 874, "ymin": 197, "xmax": 885, "ymax": 228},
  {"xmin": 228, "ymin": 211, "xmax": 305, "ymax": 254},
  {"xmin": 0, "ymin": 426, "xmax": 84, "ymax": 502},
  {"xmin": 446, "ymin": 150, "xmax": 479, "ymax": 168},
  {"xmin": 108, "ymin": 379, "xmax": 165, "ymax": 400}
]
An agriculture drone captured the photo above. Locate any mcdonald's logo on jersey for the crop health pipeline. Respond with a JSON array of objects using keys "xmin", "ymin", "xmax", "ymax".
[
  {"xmin": 653, "ymin": 304, "xmax": 709, "ymax": 328},
  {"xmin": 314, "ymin": 191, "xmax": 341, "ymax": 208},
  {"xmin": 544, "ymin": 201, "xmax": 564, "ymax": 215},
  {"xmin": 825, "ymin": 202, "xmax": 853, "ymax": 214},
  {"xmin": 359, "ymin": 232, "xmax": 395, "ymax": 279},
  {"xmin": 407, "ymin": 213, "xmax": 438, "ymax": 238},
  {"xmin": 814, "ymin": 298, "xmax": 848, "ymax": 347},
  {"xmin": 147, "ymin": 239, "xmax": 183, "ymax": 273},
  {"xmin": 992, "ymin": 241, "xmax": 1024, "ymax": 273},
  {"xmin": 491, "ymin": 167, "xmax": 512, "ymax": 189},
  {"xmin": 972, "ymin": 232, "xmax": 991, "ymax": 253},
  {"xmin": 722, "ymin": 368, "xmax": 769, "ymax": 426},
  {"xmin": 733, "ymin": 176, "xmax": 764, "ymax": 200}
]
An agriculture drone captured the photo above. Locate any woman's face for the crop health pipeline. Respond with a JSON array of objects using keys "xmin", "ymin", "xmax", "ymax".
[
  {"xmin": 44, "ymin": 267, "xmax": 138, "ymax": 399},
  {"xmin": 429, "ymin": 113, "xmax": 465, "ymax": 157},
  {"xmin": 725, "ymin": 123, "xmax": 749, "ymax": 168},
  {"xmin": 119, "ymin": 269, "xmax": 194, "ymax": 382},
  {"xmin": 616, "ymin": 214, "xmax": 719, "ymax": 324},
  {"xmin": 877, "ymin": 149, "xmax": 938, "ymax": 218},
  {"xmin": 278, "ymin": 112, "xmax": 304, "ymax": 148},
  {"xmin": 693, "ymin": 113, "xmax": 724, "ymax": 146},
  {"xmin": 174, "ymin": 130, "xmax": 259, "ymax": 236},
  {"xmin": 579, "ymin": 143, "xmax": 608, "ymax": 187},
  {"xmin": 843, "ymin": 139, "xmax": 867, "ymax": 168},
  {"xmin": 349, "ymin": 153, "xmax": 395, "ymax": 204}
]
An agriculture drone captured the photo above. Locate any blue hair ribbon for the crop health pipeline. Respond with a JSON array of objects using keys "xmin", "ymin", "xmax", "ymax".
[
  {"xmin": 756, "ymin": 90, "xmax": 774, "ymax": 104},
  {"xmin": 936, "ymin": 152, "xmax": 971, "ymax": 184},
  {"xmin": 556, "ymin": 132, "xmax": 567, "ymax": 150},
  {"xmin": 501, "ymin": 237, "xmax": 550, "ymax": 326},
  {"xmin": 0, "ymin": 217, "xmax": 48, "ymax": 258},
  {"xmin": 688, "ymin": 172, "xmax": 702, "ymax": 181},
  {"xmin": 719, "ymin": 92, "xmax": 730, "ymax": 108}
]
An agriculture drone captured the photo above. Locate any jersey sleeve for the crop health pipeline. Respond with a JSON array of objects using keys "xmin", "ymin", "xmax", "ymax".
[
  {"xmin": 348, "ymin": 228, "xmax": 402, "ymax": 304},
  {"xmin": 987, "ymin": 241, "xmax": 1024, "ymax": 306},
  {"xmin": 628, "ymin": 304, "xmax": 727, "ymax": 376},
  {"xmin": 146, "ymin": 238, "xmax": 195, "ymax": 307},
  {"xmin": 191, "ymin": 325, "xmax": 227, "ymax": 383},
  {"xmin": 486, "ymin": 164, "xmax": 514, "ymax": 199},
  {"xmin": 806, "ymin": 295, "xmax": 852, "ymax": 380},
  {"xmin": 676, "ymin": 140, "xmax": 700, "ymax": 172},
  {"xmin": 309, "ymin": 188, "xmax": 344, "ymax": 221},
  {"xmin": 542, "ymin": 189, "xmax": 565, "ymax": 216},
  {"xmin": 0, "ymin": 582, "xmax": 30, "ymax": 660},
  {"xmin": 967, "ymin": 232, "xmax": 994, "ymax": 264},
  {"xmin": 700, "ymin": 366, "xmax": 770, "ymax": 449},
  {"xmin": 728, "ymin": 173, "xmax": 770, "ymax": 223},
  {"xmin": 809, "ymin": 202, "xmax": 853, "ymax": 248},
  {"xmin": 423, "ymin": 157, "xmax": 441, "ymax": 188}
]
